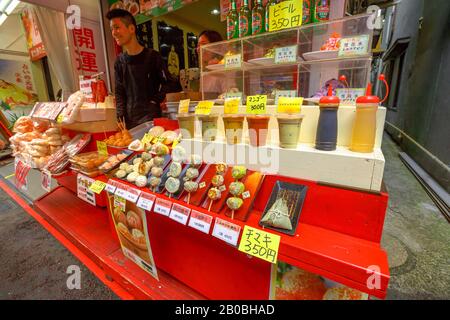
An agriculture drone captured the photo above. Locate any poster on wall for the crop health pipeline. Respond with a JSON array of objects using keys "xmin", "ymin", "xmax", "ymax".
[
  {"xmin": 68, "ymin": 19, "xmax": 107, "ymax": 81},
  {"xmin": 137, "ymin": 20, "xmax": 154, "ymax": 48},
  {"xmin": 270, "ymin": 261, "xmax": 369, "ymax": 300},
  {"xmin": 108, "ymin": 193, "xmax": 158, "ymax": 279},
  {"xmin": 157, "ymin": 21, "xmax": 185, "ymax": 79},
  {"xmin": 20, "ymin": 7, "xmax": 47, "ymax": 61}
]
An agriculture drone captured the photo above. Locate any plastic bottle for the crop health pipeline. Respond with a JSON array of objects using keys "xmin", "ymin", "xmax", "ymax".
[
  {"xmin": 265, "ymin": 0, "xmax": 278, "ymax": 33},
  {"xmin": 302, "ymin": 0, "xmax": 312, "ymax": 25},
  {"xmin": 227, "ymin": 1, "xmax": 239, "ymax": 40},
  {"xmin": 239, "ymin": 0, "xmax": 252, "ymax": 38},
  {"xmin": 312, "ymin": 0, "xmax": 330, "ymax": 23},
  {"xmin": 252, "ymin": 0, "xmax": 265, "ymax": 35},
  {"xmin": 350, "ymin": 75, "xmax": 389, "ymax": 153},
  {"xmin": 315, "ymin": 85, "xmax": 340, "ymax": 151}
]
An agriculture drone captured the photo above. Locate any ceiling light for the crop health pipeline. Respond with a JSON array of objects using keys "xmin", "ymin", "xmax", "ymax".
[
  {"xmin": 211, "ymin": 9, "xmax": 220, "ymax": 15},
  {"xmin": 0, "ymin": 0, "xmax": 20, "ymax": 27}
]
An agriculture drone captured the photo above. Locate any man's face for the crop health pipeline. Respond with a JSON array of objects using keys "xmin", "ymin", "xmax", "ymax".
[
  {"xmin": 196, "ymin": 34, "xmax": 209, "ymax": 56},
  {"xmin": 110, "ymin": 17, "xmax": 134, "ymax": 46}
]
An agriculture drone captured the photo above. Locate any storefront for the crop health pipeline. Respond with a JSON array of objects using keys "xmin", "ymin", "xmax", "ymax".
[{"xmin": 0, "ymin": 0, "xmax": 391, "ymax": 300}]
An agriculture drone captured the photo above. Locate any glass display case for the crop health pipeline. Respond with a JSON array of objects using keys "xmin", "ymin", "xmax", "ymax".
[{"xmin": 200, "ymin": 14, "xmax": 374, "ymax": 103}]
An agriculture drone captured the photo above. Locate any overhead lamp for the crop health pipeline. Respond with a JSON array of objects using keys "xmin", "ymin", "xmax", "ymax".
[
  {"xmin": 211, "ymin": 9, "xmax": 220, "ymax": 15},
  {"xmin": 0, "ymin": 0, "xmax": 20, "ymax": 27}
]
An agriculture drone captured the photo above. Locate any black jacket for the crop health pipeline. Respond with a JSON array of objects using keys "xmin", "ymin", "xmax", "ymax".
[{"xmin": 114, "ymin": 48, "xmax": 168, "ymax": 129}]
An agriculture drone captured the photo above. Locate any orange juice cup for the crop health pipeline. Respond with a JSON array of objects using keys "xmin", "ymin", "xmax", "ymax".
[{"xmin": 246, "ymin": 115, "xmax": 270, "ymax": 147}]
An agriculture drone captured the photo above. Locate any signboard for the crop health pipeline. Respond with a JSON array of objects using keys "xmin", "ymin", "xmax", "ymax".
[
  {"xmin": 238, "ymin": 226, "xmax": 280, "ymax": 264},
  {"xmin": 178, "ymin": 99, "xmax": 190, "ymax": 114},
  {"xmin": 20, "ymin": 7, "xmax": 47, "ymax": 61},
  {"xmin": 275, "ymin": 45, "xmax": 298, "ymax": 64},
  {"xmin": 30, "ymin": 102, "xmax": 68, "ymax": 121},
  {"xmin": 136, "ymin": 192, "xmax": 156, "ymax": 211},
  {"xmin": 338, "ymin": 35, "xmax": 370, "ymax": 57},
  {"xmin": 154, "ymin": 198, "xmax": 173, "ymax": 216},
  {"xmin": 277, "ymin": 97, "xmax": 303, "ymax": 113},
  {"xmin": 195, "ymin": 101, "xmax": 214, "ymax": 115},
  {"xmin": 225, "ymin": 54, "xmax": 242, "ymax": 69},
  {"xmin": 269, "ymin": 0, "xmax": 303, "ymax": 32},
  {"xmin": 89, "ymin": 180, "xmax": 106, "ymax": 194},
  {"xmin": 77, "ymin": 174, "xmax": 96, "ymax": 206},
  {"xmin": 169, "ymin": 203, "xmax": 191, "ymax": 225},
  {"xmin": 336, "ymin": 88, "xmax": 366, "ymax": 105},
  {"xmin": 246, "ymin": 95, "xmax": 267, "ymax": 114},
  {"xmin": 224, "ymin": 98, "xmax": 240, "ymax": 114},
  {"xmin": 212, "ymin": 218, "xmax": 241, "ymax": 246},
  {"xmin": 96, "ymin": 141, "xmax": 108, "ymax": 157},
  {"xmin": 275, "ymin": 90, "xmax": 297, "ymax": 105},
  {"xmin": 188, "ymin": 210, "xmax": 213, "ymax": 234}
]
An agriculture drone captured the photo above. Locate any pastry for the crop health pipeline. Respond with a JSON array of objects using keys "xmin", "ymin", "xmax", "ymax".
[
  {"xmin": 117, "ymin": 222, "xmax": 131, "ymax": 238},
  {"xmin": 185, "ymin": 168, "xmax": 199, "ymax": 181},
  {"xmin": 119, "ymin": 163, "xmax": 128, "ymax": 170},
  {"xmin": 149, "ymin": 176, "xmax": 161, "ymax": 188},
  {"xmin": 133, "ymin": 157, "xmax": 143, "ymax": 165},
  {"xmin": 165, "ymin": 177, "xmax": 180, "ymax": 194},
  {"xmin": 151, "ymin": 166, "xmax": 163, "ymax": 177},
  {"xmin": 125, "ymin": 164, "xmax": 134, "ymax": 174},
  {"xmin": 145, "ymin": 159, "xmax": 154, "ymax": 168},
  {"xmin": 189, "ymin": 154, "xmax": 202, "ymax": 168},
  {"xmin": 151, "ymin": 142, "xmax": 169, "ymax": 156},
  {"xmin": 161, "ymin": 130, "xmax": 178, "ymax": 145},
  {"xmin": 127, "ymin": 172, "xmax": 138, "ymax": 183},
  {"xmin": 184, "ymin": 181, "xmax": 198, "ymax": 193},
  {"xmin": 115, "ymin": 169, "xmax": 127, "ymax": 179},
  {"xmin": 131, "ymin": 229, "xmax": 146, "ymax": 245},
  {"xmin": 135, "ymin": 175, "xmax": 148, "ymax": 187},
  {"xmin": 153, "ymin": 156, "xmax": 165, "ymax": 167},
  {"xmin": 148, "ymin": 126, "xmax": 165, "ymax": 137},
  {"xmin": 168, "ymin": 162, "xmax": 182, "ymax": 178},
  {"xmin": 232, "ymin": 166, "xmax": 247, "ymax": 180},
  {"xmin": 128, "ymin": 139, "xmax": 143, "ymax": 151},
  {"xmin": 208, "ymin": 187, "xmax": 221, "ymax": 200},
  {"xmin": 126, "ymin": 210, "xmax": 143, "ymax": 231},
  {"xmin": 171, "ymin": 146, "xmax": 187, "ymax": 163},
  {"xmin": 215, "ymin": 163, "xmax": 227, "ymax": 175},
  {"xmin": 211, "ymin": 174, "xmax": 224, "ymax": 187},
  {"xmin": 260, "ymin": 197, "xmax": 293, "ymax": 230},
  {"xmin": 226, "ymin": 197, "xmax": 244, "ymax": 210},
  {"xmin": 141, "ymin": 152, "xmax": 152, "ymax": 161},
  {"xmin": 229, "ymin": 182, "xmax": 245, "ymax": 196}
]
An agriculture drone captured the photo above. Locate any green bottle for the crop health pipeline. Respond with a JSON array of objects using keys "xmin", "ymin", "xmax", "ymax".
[
  {"xmin": 239, "ymin": 0, "xmax": 252, "ymax": 37},
  {"xmin": 312, "ymin": 0, "xmax": 330, "ymax": 23},
  {"xmin": 302, "ymin": 0, "xmax": 312, "ymax": 25},
  {"xmin": 265, "ymin": 0, "xmax": 278, "ymax": 33},
  {"xmin": 227, "ymin": 1, "xmax": 239, "ymax": 40},
  {"xmin": 252, "ymin": 0, "xmax": 265, "ymax": 35}
]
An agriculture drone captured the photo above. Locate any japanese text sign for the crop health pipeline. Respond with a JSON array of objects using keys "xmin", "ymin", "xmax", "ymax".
[
  {"xmin": 269, "ymin": 0, "xmax": 303, "ymax": 32},
  {"xmin": 277, "ymin": 97, "xmax": 303, "ymax": 113},
  {"xmin": 212, "ymin": 218, "xmax": 241, "ymax": 246},
  {"xmin": 238, "ymin": 226, "xmax": 280, "ymax": 263},
  {"xmin": 178, "ymin": 99, "xmax": 190, "ymax": 114},
  {"xmin": 275, "ymin": 90, "xmax": 297, "ymax": 105},
  {"xmin": 97, "ymin": 141, "xmax": 108, "ymax": 157},
  {"xmin": 89, "ymin": 180, "xmax": 106, "ymax": 194},
  {"xmin": 336, "ymin": 88, "xmax": 366, "ymax": 105},
  {"xmin": 246, "ymin": 95, "xmax": 267, "ymax": 114},
  {"xmin": 224, "ymin": 98, "xmax": 240, "ymax": 114},
  {"xmin": 275, "ymin": 45, "xmax": 298, "ymax": 64},
  {"xmin": 338, "ymin": 35, "xmax": 370, "ymax": 57},
  {"xmin": 195, "ymin": 101, "xmax": 214, "ymax": 115},
  {"xmin": 225, "ymin": 54, "xmax": 242, "ymax": 69}
]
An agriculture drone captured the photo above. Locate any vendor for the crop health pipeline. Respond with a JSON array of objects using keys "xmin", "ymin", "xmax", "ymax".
[
  {"xmin": 107, "ymin": 9, "xmax": 168, "ymax": 129},
  {"xmin": 197, "ymin": 30, "xmax": 238, "ymax": 100}
]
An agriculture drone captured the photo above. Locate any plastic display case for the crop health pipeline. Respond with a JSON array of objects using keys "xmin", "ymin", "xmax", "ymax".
[{"xmin": 200, "ymin": 14, "xmax": 374, "ymax": 101}]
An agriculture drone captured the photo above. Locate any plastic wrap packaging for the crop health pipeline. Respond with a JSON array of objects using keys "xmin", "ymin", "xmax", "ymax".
[{"xmin": 60, "ymin": 91, "xmax": 85, "ymax": 124}]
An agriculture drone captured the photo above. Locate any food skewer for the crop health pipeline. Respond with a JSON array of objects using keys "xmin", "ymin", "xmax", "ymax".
[{"xmin": 208, "ymin": 199, "xmax": 213, "ymax": 212}]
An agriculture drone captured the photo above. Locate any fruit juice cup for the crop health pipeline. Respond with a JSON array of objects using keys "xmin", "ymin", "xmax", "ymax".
[
  {"xmin": 349, "ymin": 103, "xmax": 378, "ymax": 153},
  {"xmin": 277, "ymin": 114, "xmax": 304, "ymax": 149},
  {"xmin": 198, "ymin": 115, "xmax": 219, "ymax": 141},
  {"xmin": 246, "ymin": 115, "xmax": 271, "ymax": 147},
  {"xmin": 222, "ymin": 115, "xmax": 246, "ymax": 145},
  {"xmin": 176, "ymin": 113, "xmax": 196, "ymax": 139}
]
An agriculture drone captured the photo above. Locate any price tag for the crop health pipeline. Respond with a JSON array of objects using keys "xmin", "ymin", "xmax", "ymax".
[
  {"xmin": 219, "ymin": 185, "xmax": 227, "ymax": 192},
  {"xmin": 114, "ymin": 195, "xmax": 126, "ymax": 212},
  {"xmin": 212, "ymin": 218, "xmax": 241, "ymax": 246},
  {"xmin": 224, "ymin": 98, "xmax": 240, "ymax": 114},
  {"xmin": 178, "ymin": 99, "xmax": 190, "ymax": 114},
  {"xmin": 225, "ymin": 54, "xmax": 242, "ymax": 69},
  {"xmin": 275, "ymin": 90, "xmax": 297, "ymax": 105},
  {"xmin": 105, "ymin": 180, "xmax": 117, "ymax": 193},
  {"xmin": 97, "ymin": 141, "xmax": 108, "ymax": 156},
  {"xmin": 246, "ymin": 95, "xmax": 267, "ymax": 114},
  {"xmin": 188, "ymin": 210, "xmax": 213, "ymax": 234},
  {"xmin": 154, "ymin": 198, "xmax": 172, "ymax": 216},
  {"xmin": 199, "ymin": 182, "xmax": 206, "ymax": 189},
  {"xmin": 169, "ymin": 203, "xmax": 191, "ymax": 225},
  {"xmin": 77, "ymin": 174, "xmax": 96, "ymax": 206},
  {"xmin": 89, "ymin": 180, "xmax": 107, "ymax": 194},
  {"xmin": 242, "ymin": 191, "xmax": 251, "ymax": 199},
  {"xmin": 336, "ymin": 88, "xmax": 366, "ymax": 106},
  {"xmin": 238, "ymin": 226, "xmax": 280, "ymax": 264},
  {"xmin": 339, "ymin": 35, "xmax": 370, "ymax": 57},
  {"xmin": 137, "ymin": 192, "xmax": 156, "ymax": 211},
  {"xmin": 56, "ymin": 114, "xmax": 64, "ymax": 124},
  {"xmin": 225, "ymin": 92, "xmax": 243, "ymax": 101},
  {"xmin": 41, "ymin": 170, "xmax": 52, "ymax": 192},
  {"xmin": 115, "ymin": 183, "xmax": 128, "ymax": 198},
  {"xmin": 141, "ymin": 133, "xmax": 152, "ymax": 145},
  {"xmin": 277, "ymin": 97, "xmax": 303, "ymax": 113},
  {"xmin": 269, "ymin": 1, "xmax": 303, "ymax": 32},
  {"xmin": 275, "ymin": 45, "xmax": 298, "ymax": 64},
  {"xmin": 124, "ymin": 187, "xmax": 141, "ymax": 203},
  {"xmin": 195, "ymin": 101, "xmax": 214, "ymax": 115}
]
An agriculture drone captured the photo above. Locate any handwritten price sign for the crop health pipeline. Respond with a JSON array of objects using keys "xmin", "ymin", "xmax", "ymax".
[
  {"xmin": 269, "ymin": 1, "xmax": 303, "ymax": 32},
  {"xmin": 195, "ymin": 101, "xmax": 214, "ymax": 115},
  {"xmin": 225, "ymin": 54, "xmax": 242, "ymax": 69},
  {"xmin": 224, "ymin": 98, "xmax": 240, "ymax": 114},
  {"xmin": 238, "ymin": 226, "xmax": 280, "ymax": 264},
  {"xmin": 97, "ymin": 141, "xmax": 108, "ymax": 157},
  {"xmin": 178, "ymin": 99, "xmax": 190, "ymax": 114},
  {"xmin": 246, "ymin": 95, "xmax": 267, "ymax": 114},
  {"xmin": 277, "ymin": 97, "xmax": 303, "ymax": 113}
]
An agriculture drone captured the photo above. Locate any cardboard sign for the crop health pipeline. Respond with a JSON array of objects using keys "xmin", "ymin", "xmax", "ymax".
[
  {"xmin": 238, "ymin": 226, "xmax": 280, "ymax": 264},
  {"xmin": 339, "ymin": 35, "xmax": 370, "ymax": 57},
  {"xmin": 246, "ymin": 95, "xmax": 267, "ymax": 114},
  {"xmin": 178, "ymin": 99, "xmax": 190, "ymax": 114},
  {"xmin": 169, "ymin": 203, "xmax": 191, "ymax": 225},
  {"xmin": 224, "ymin": 98, "xmax": 240, "ymax": 114},
  {"xmin": 77, "ymin": 174, "xmax": 96, "ymax": 206},
  {"xmin": 41, "ymin": 170, "xmax": 52, "ymax": 192},
  {"xmin": 89, "ymin": 180, "xmax": 106, "ymax": 194},
  {"xmin": 212, "ymin": 218, "xmax": 241, "ymax": 246},
  {"xmin": 195, "ymin": 101, "xmax": 214, "ymax": 115},
  {"xmin": 188, "ymin": 210, "xmax": 213, "ymax": 234},
  {"xmin": 96, "ymin": 141, "xmax": 108, "ymax": 157},
  {"xmin": 275, "ymin": 45, "xmax": 298, "ymax": 64},
  {"xmin": 269, "ymin": 0, "xmax": 303, "ymax": 32},
  {"xmin": 225, "ymin": 54, "xmax": 242, "ymax": 69},
  {"xmin": 275, "ymin": 90, "xmax": 297, "ymax": 105},
  {"xmin": 136, "ymin": 192, "xmax": 156, "ymax": 211},
  {"xmin": 277, "ymin": 97, "xmax": 303, "ymax": 113},
  {"xmin": 154, "ymin": 198, "xmax": 173, "ymax": 216},
  {"xmin": 336, "ymin": 88, "xmax": 366, "ymax": 105}
]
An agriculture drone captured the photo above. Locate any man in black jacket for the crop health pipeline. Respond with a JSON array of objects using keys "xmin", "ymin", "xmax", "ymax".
[{"xmin": 107, "ymin": 9, "xmax": 168, "ymax": 129}]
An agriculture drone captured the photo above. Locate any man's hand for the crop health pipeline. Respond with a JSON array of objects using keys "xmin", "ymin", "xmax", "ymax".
[{"xmin": 160, "ymin": 99, "xmax": 168, "ymax": 112}]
